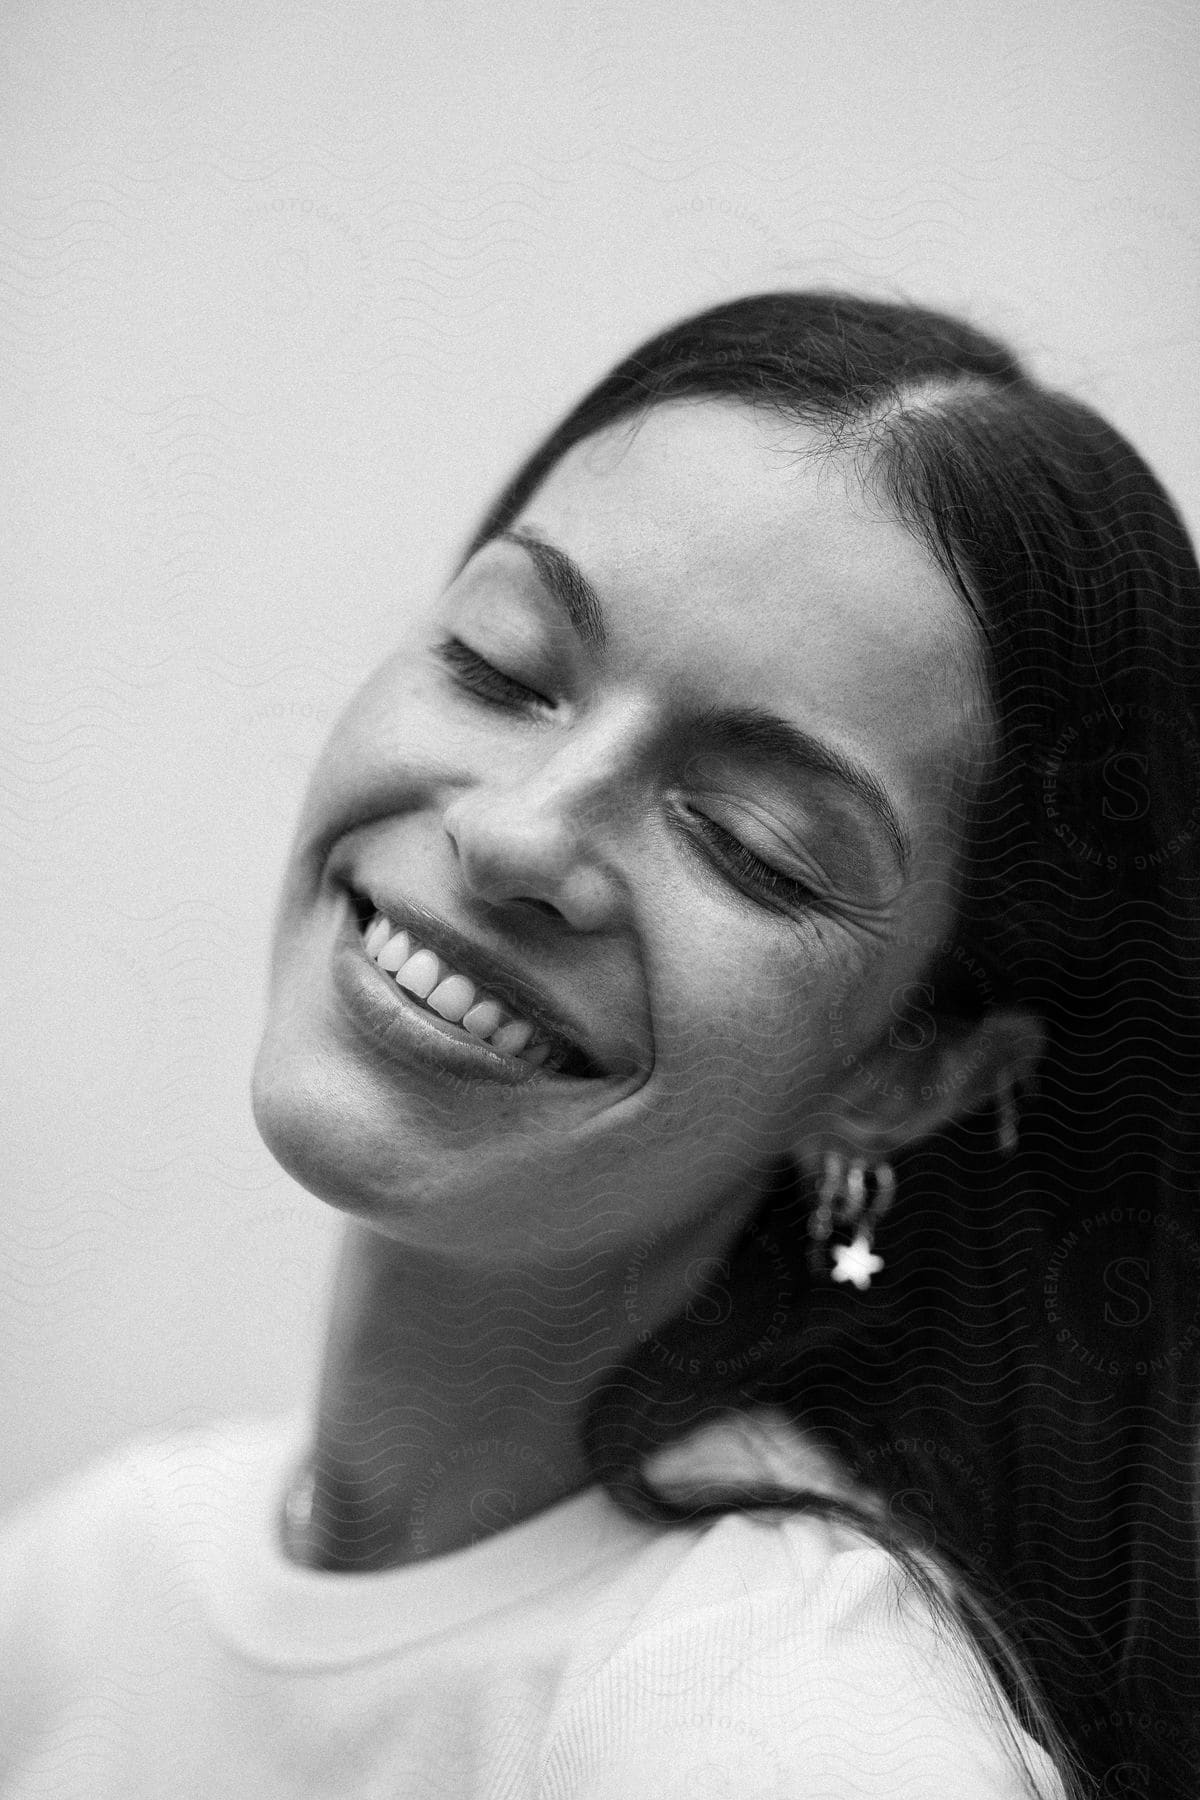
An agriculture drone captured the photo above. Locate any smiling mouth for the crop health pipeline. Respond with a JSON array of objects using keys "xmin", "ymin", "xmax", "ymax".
[{"xmin": 347, "ymin": 888, "xmax": 604, "ymax": 1080}]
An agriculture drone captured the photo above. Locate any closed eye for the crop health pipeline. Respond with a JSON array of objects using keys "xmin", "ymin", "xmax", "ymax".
[
  {"xmin": 435, "ymin": 636, "xmax": 552, "ymax": 710},
  {"xmin": 674, "ymin": 807, "xmax": 819, "ymax": 910}
]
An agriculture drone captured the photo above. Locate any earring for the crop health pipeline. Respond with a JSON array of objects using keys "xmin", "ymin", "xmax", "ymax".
[
  {"xmin": 807, "ymin": 1151, "xmax": 896, "ymax": 1289},
  {"xmin": 996, "ymin": 1066, "xmax": 1020, "ymax": 1157}
]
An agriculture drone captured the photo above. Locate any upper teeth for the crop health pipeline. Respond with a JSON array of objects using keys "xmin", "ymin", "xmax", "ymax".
[{"xmin": 362, "ymin": 912, "xmax": 563, "ymax": 1070}]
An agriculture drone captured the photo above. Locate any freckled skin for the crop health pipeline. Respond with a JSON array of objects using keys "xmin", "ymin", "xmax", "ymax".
[{"xmin": 249, "ymin": 399, "xmax": 1022, "ymax": 1567}]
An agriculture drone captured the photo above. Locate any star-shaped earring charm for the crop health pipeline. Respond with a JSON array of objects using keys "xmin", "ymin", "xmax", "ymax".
[{"xmin": 830, "ymin": 1233, "xmax": 884, "ymax": 1289}]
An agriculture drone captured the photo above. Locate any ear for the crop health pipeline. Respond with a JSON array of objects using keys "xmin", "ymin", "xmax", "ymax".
[{"xmin": 794, "ymin": 1005, "xmax": 1046, "ymax": 1167}]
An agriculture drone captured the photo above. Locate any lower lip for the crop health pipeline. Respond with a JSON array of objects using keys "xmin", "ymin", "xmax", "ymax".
[{"xmin": 330, "ymin": 899, "xmax": 561, "ymax": 1088}]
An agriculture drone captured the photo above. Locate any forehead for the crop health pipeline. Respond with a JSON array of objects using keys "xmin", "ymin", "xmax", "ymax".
[{"xmin": 512, "ymin": 399, "xmax": 988, "ymax": 804}]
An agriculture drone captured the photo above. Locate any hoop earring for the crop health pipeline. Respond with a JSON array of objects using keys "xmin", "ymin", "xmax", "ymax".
[
  {"xmin": 807, "ymin": 1151, "xmax": 896, "ymax": 1290},
  {"xmin": 996, "ymin": 1066, "xmax": 1020, "ymax": 1157}
]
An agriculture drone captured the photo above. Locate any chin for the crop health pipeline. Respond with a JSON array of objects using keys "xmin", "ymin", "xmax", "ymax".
[
  {"xmin": 251, "ymin": 1063, "xmax": 343, "ymax": 1213},
  {"xmin": 248, "ymin": 1031, "xmax": 509, "ymax": 1250},
  {"xmin": 251, "ymin": 1033, "xmax": 399, "ymax": 1217}
]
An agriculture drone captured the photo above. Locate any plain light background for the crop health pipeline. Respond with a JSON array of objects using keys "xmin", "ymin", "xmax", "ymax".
[{"xmin": 2, "ymin": 0, "xmax": 1198, "ymax": 1513}]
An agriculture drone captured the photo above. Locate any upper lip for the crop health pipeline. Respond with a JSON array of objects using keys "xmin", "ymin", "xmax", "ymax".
[{"xmin": 345, "ymin": 882, "xmax": 631, "ymax": 1079}]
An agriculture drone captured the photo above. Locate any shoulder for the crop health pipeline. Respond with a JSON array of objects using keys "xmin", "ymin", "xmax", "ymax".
[
  {"xmin": 0, "ymin": 1414, "xmax": 289, "ymax": 1668},
  {"xmin": 0, "ymin": 1415, "xmax": 298, "ymax": 1786},
  {"xmin": 545, "ymin": 1480, "xmax": 1065, "ymax": 1799},
  {"xmin": 0, "ymin": 1413, "xmax": 286, "ymax": 1551}
]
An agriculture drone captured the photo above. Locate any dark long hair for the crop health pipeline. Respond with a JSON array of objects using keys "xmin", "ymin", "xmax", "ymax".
[{"xmin": 469, "ymin": 294, "xmax": 1200, "ymax": 1798}]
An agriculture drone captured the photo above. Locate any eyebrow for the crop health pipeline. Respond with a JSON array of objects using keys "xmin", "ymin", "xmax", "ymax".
[
  {"xmin": 499, "ymin": 528, "xmax": 607, "ymax": 652},
  {"xmin": 494, "ymin": 525, "xmax": 911, "ymax": 877},
  {"xmin": 691, "ymin": 704, "xmax": 912, "ymax": 877}
]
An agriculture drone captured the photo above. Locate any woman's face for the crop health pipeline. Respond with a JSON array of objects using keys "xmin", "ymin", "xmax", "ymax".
[{"xmin": 253, "ymin": 399, "xmax": 987, "ymax": 1261}]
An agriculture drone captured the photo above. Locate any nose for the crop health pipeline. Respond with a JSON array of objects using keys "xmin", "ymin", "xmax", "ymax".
[{"xmin": 441, "ymin": 739, "xmax": 626, "ymax": 933}]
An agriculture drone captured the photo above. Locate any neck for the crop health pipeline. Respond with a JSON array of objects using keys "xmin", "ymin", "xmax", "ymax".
[{"xmin": 287, "ymin": 1197, "xmax": 753, "ymax": 1572}]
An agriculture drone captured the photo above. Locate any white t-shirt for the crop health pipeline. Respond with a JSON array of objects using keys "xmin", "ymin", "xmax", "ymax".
[{"xmin": 0, "ymin": 1411, "xmax": 1066, "ymax": 1799}]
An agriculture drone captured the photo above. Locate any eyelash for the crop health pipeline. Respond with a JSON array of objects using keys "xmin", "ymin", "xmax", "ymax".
[
  {"xmin": 676, "ymin": 809, "xmax": 818, "ymax": 910},
  {"xmin": 435, "ymin": 635, "xmax": 551, "ymax": 709},
  {"xmin": 436, "ymin": 636, "xmax": 815, "ymax": 909}
]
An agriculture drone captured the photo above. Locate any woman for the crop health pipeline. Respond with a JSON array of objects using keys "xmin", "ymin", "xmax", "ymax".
[{"xmin": 3, "ymin": 293, "xmax": 1198, "ymax": 1798}]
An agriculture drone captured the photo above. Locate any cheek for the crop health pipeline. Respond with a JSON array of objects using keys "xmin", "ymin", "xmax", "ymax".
[
  {"xmin": 294, "ymin": 652, "xmax": 446, "ymax": 833},
  {"xmin": 336, "ymin": 652, "xmax": 435, "ymax": 760},
  {"xmin": 650, "ymin": 922, "xmax": 835, "ymax": 1111}
]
